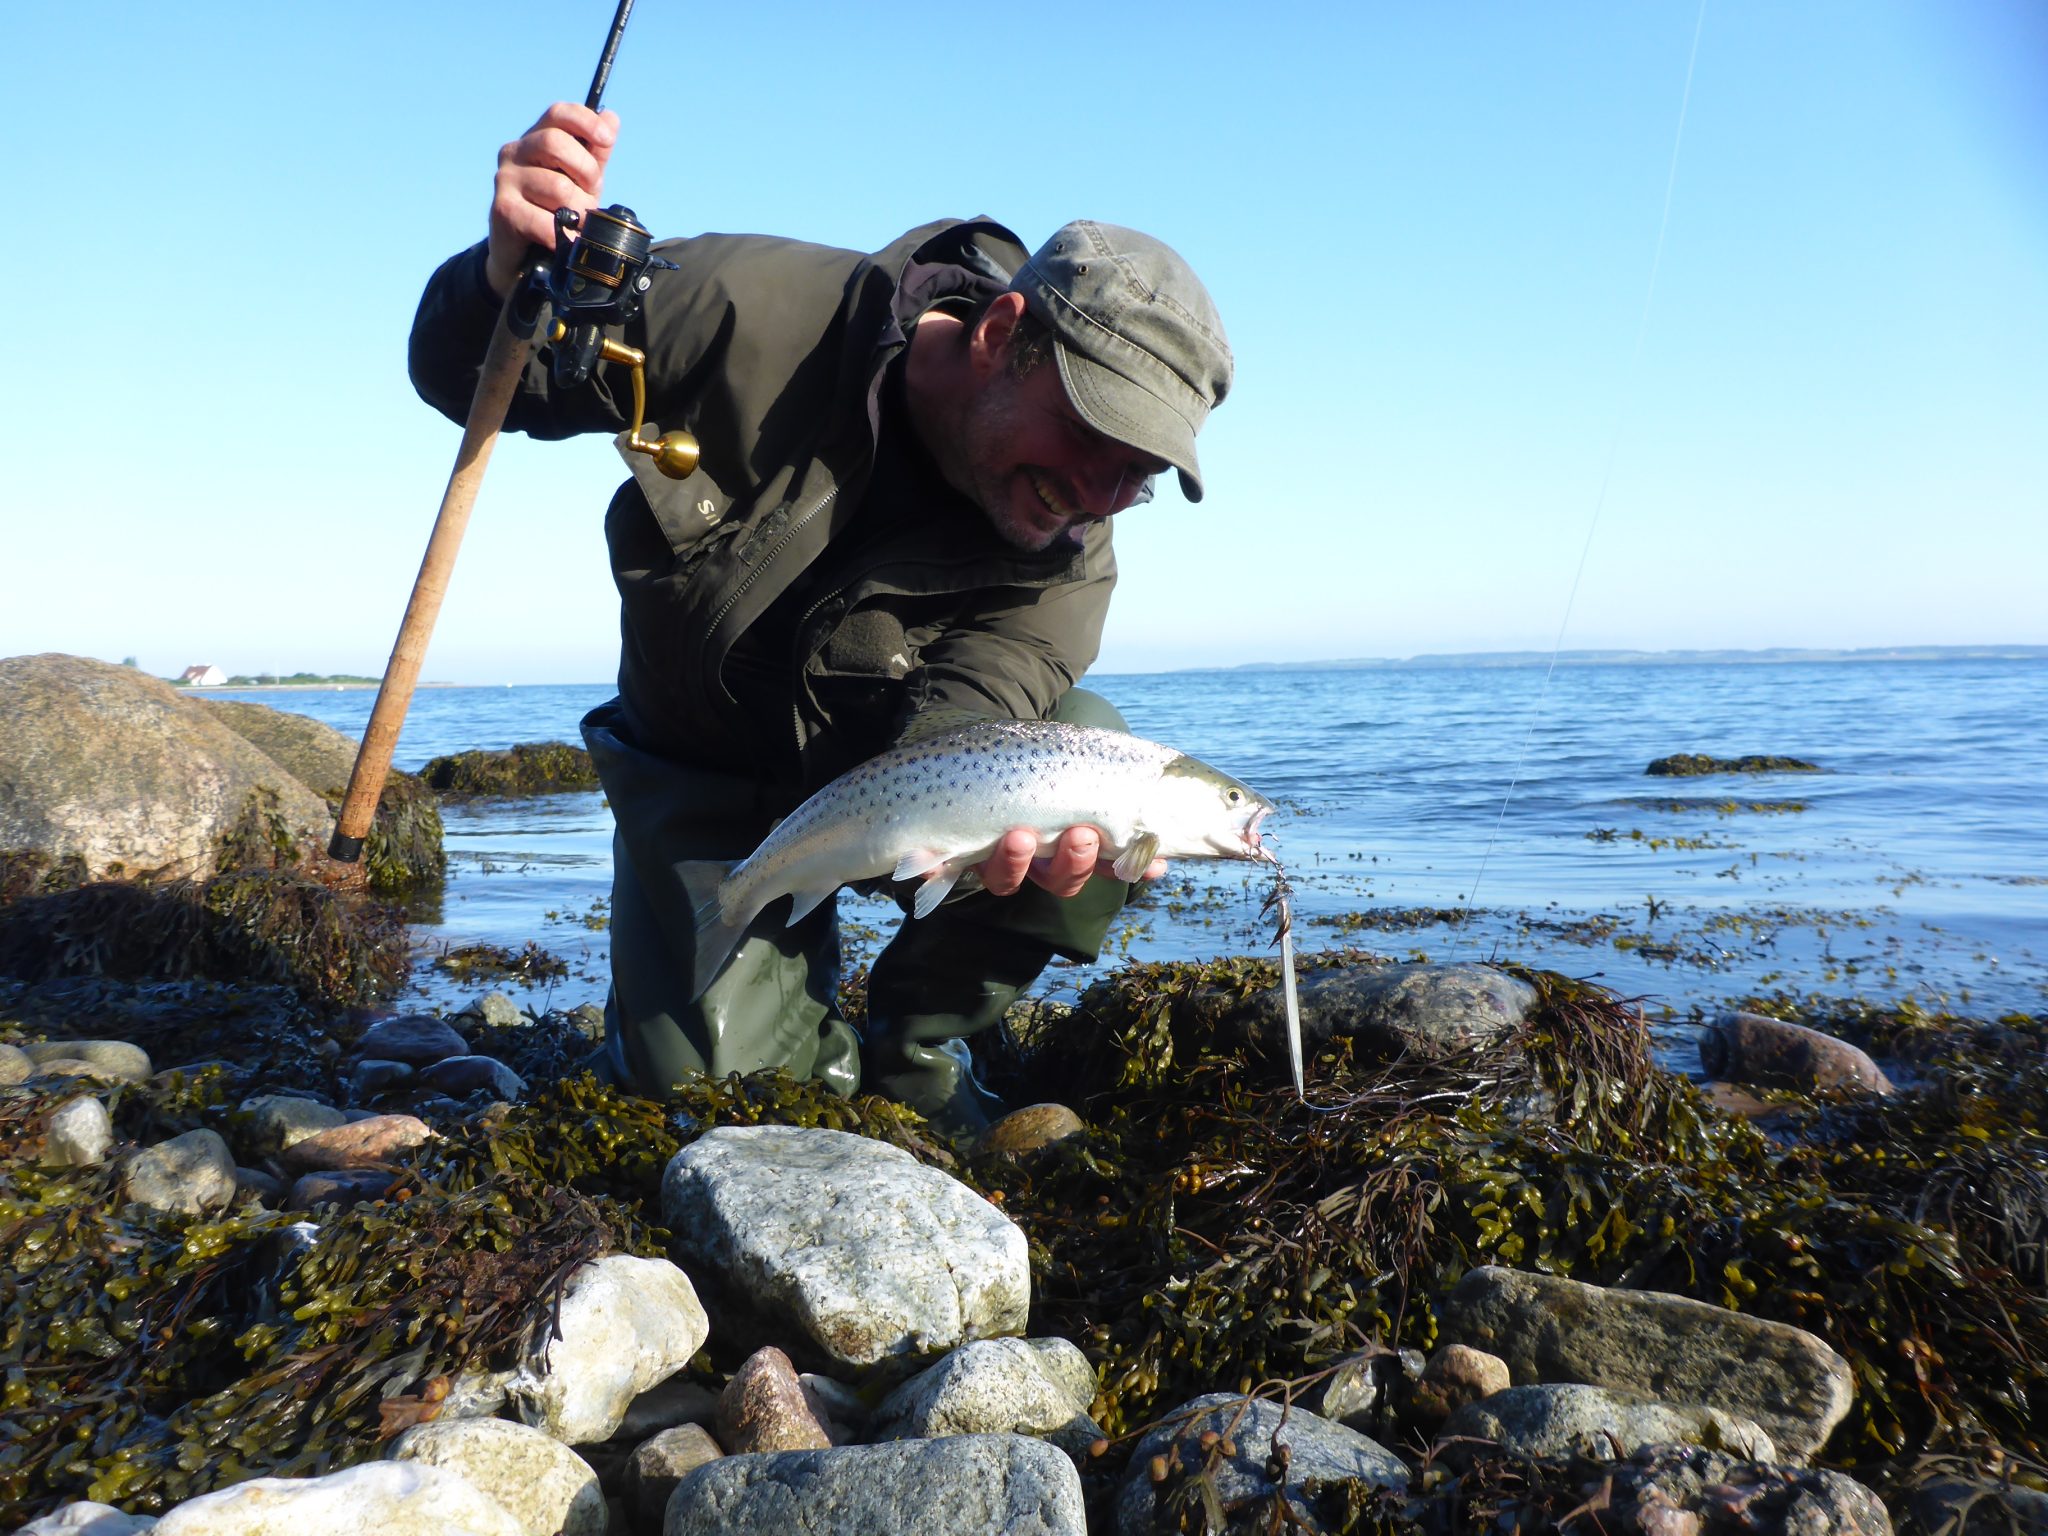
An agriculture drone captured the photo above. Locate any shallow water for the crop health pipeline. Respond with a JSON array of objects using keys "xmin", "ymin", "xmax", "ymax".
[{"xmin": 209, "ymin": 659, "xmax": 2048, "ymax": 1065}]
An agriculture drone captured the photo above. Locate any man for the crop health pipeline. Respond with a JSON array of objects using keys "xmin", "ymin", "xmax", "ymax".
[{"xmin": 409, "ymin": 104, "xmax": 1232, "ymax": 1129}]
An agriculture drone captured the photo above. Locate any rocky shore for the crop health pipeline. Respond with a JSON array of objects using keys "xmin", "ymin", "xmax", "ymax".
[{"xmin": 3, "ymin": 653, "xmax": 2044, "ymax": 1534}]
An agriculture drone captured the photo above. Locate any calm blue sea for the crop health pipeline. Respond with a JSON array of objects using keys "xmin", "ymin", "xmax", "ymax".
[{"xmin": 207, "ymin": 660, "xmax": 2048, "ymax": 1061}]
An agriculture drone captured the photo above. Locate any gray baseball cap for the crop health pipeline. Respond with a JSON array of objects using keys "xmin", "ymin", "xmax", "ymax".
[{"xmin": 1008, "ymin": 220, "xmax": 1232, "ymax": 502}]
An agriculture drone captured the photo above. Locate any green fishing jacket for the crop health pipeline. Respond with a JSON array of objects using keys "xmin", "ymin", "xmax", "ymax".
[{"xmin": 408, "ymin": 218, "xmax": 1117, "ymax": 795}]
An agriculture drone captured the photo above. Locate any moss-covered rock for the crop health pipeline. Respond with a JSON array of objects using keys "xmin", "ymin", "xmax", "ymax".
[
  {"xmin": 1646, "ymin": 753, "xmax": 1820, "ymax": 776},
  {"xmin": 418, "ymin": 742, "xmax": 598, "ymax": 799}
]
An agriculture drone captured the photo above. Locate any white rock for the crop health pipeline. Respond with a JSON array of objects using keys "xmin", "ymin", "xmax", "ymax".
[
  {"xmin": 873, "ymin": 1338, "xmax": 1103, "ymax": 1458},
  {"xmin": 662, "ymin": 1126, "xmax": 1028, "ymax": 1372},
  {"xmin": 15, "ymin": 1501, "xmax": 158, "ymax": 1533},
  {"xmin": 43, "ymin": 1096, "xmax": 114, "ymax": 1166},
  {"xmin": 1, "ymin": 1041, "xmax": 39, "ymax": 1085},
  {"xmin": 505, "ymin": 1254, "xmax": 709, "ymax": 1445},
  {"xmin": 24, "ymin": 1039, "xmax": 153, "ymax": 1082},
  {"xmin": 391, "ymin": 1418, "xmax": 605, "ymax": 1536},
  {"xmin": 150, "ymin": 1460, "xmax": 523, "ymax": 1536}
]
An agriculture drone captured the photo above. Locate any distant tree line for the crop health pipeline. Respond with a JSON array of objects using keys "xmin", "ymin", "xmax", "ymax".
[{"xmin": 223, "ymin": 672, "xmax": 380, "ymax": 686}]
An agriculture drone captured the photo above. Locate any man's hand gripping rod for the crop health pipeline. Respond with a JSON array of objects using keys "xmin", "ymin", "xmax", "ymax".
[{"xmin": 329, "ymin": 0, "xmax": 696, "ymax": 862}]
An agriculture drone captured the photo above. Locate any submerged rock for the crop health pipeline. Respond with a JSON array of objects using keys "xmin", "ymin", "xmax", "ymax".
[
  {"xmin": 663, "ymin": 1434, "xmax": 1085, "ymax": 1536},
  {"xmin": 390, "ymin": 1417, "xmax": 606, "ymax": 1536},
  {"xmin": 1437, "ymin": 1266, "xmax": 1853, "ymax": 1463},
  {"xmin": 1700, "ymin": 1011, "xmax": 1894, "ymax": 1094},
  {"xmin": 1646, "ymin": 754, "xmax": 1820, "ymax": 777},
  {"xmin": 1439, "ymin": 1382, "xmax": 1777, "ymax": 1463},
  {"xmin": 662, "ymin": 1125, "xmax": 1028, "ymax": 1374}
]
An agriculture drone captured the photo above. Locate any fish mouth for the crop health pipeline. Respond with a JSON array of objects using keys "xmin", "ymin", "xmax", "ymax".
[{"xmin": 1243, "ymin": 803, "xmax": 1272, "ymax": 854}]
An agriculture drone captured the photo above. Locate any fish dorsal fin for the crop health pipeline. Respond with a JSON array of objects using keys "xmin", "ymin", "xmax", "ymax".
[
  {"xmin": 893, "ymin": 707, "xmax": 996, "ymax": 749},
  {"xmin": 1111, "ymin": 831, "xmax": 1161, "ymax": 884}
]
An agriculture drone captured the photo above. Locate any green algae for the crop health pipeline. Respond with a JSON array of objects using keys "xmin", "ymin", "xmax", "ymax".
[{"xmin": 419, "ymin": 742, "xmax": 599, "ymax": 799}]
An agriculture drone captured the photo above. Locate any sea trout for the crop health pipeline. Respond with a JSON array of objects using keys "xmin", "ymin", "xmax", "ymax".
[{"xmin": 687, "ymin": 717, "xmax": 1307, "ymax": 1095}]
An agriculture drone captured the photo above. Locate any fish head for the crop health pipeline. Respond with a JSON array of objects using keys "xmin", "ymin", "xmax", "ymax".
[{"xmin": 1157, "ymin": 754, "xmax": 1278, "ymax": 860}]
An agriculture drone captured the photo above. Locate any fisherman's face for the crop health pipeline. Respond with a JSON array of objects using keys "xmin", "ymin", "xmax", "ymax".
[{"xmin": 960, "ymin": 334, "xmax": 1170, "ymax": 554}]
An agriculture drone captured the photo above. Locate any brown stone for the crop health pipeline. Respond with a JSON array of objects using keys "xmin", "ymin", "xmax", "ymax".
[
  {"xmin": 1410, "ymin": 1343, "xmax": 1512, "ymax": 1423},
  {"xmin": 625, "ymin": 1423, "xmax": 724, "ymax": 1526},
  {"xmin": 974, "ymin": 1103, "xmax": 1086, "ymax": 1159},
  {"xmin": 716, "ymin": 1346, "xmax": 831, "ymax": 1454},
  {"xmin": 1699, "ymin": 1012, "xmax": 1893, "ymax": 1095},
  {"xmin": 281, "ymin": 1114, "xmax": 435, "ymax": 1172}
]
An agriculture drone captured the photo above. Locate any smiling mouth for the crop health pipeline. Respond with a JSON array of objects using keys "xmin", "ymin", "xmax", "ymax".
[{"xmin": 1029, "ymin": 472, "xmax": 1077, "ymax": 522}]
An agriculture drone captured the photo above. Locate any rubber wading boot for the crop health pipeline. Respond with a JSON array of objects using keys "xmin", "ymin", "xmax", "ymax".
[{"xmin": 862, "ymin": 930, "xmax": 1043, "ymax": 1134}]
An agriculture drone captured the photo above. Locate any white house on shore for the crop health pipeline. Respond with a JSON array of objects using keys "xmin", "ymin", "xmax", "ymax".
[{"xmin": 178, "ymin": 664, "xmax": 227, "ymax": 688}]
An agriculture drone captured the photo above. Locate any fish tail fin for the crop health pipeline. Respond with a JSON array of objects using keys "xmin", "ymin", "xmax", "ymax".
[{"xmin": 680, "ymin": 859, "xmax": 749, "ymax": 1003}]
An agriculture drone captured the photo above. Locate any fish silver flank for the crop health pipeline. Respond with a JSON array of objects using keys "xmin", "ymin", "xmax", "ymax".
[{"xmin": 686, "ymin": 717, "xmax": 1306, "ymax": 1096}]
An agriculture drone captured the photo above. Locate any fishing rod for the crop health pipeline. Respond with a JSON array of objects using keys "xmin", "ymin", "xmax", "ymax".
[{"xmin": 328, "ymin": 0, "xmax": 699, "ymax": 864}]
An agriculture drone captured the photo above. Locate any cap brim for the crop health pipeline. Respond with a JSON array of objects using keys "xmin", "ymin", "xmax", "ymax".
[{"xmin": 1053, "ymin": 343, "xmax": 1205, "ymax": 503}]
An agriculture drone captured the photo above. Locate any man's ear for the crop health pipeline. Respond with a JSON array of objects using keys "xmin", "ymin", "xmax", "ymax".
[{"xmin": 967, "ymin": 291, "xmax": 1029, "ymax": 379}]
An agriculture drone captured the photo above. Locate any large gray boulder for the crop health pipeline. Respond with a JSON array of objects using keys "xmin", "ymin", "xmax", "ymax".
[
  {"xmin": 1195, "ymin": 961, "xmax": 1538, "ymax": 1063},
  {"xmin": 389, "ymin": 1418, "xmax": 605, "ymax": 1536},
  {"xmin": 1439, "ymin": 1383, "xmax": 1777, "ymax": 1463},
  {"xmin": 1437, "ymin": 1266, "xmax": 1853, "ymax": 1463},
  {"xmin": 1115, "ymin": 1394, "xmax": 1407, "ymax": 1534},
  {"xmin": 149, "ymin": 1460, "xmax": 523, "ymax": 1535},
  {"xmin": 0, "ymin": 654, "xmax": 334, "ymax": 881},
  {"xmin": 662, "ymin": 1126, "xmax": 1029, "ymax": 1374},
  {"xmin": 664, "ymin": 1434, "xmax": 1085, "ymax": 1536}
]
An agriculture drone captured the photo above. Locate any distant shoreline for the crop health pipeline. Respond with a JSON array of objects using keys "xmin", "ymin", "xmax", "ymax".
[{"xmin": 1216, "ymin": 645, "xmax": 2048, "ymax": 672}]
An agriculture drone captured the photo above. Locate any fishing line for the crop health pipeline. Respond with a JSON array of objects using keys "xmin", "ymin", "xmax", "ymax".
[{"xmin": 1455, "ymin": 0, "xmax": 1709, "ymax": 948}]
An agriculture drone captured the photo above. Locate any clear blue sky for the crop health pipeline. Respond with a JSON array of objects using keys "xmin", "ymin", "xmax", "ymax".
[{"xmin": 2, "ymin": 2, "xmax": 2041, "ymax": 682}]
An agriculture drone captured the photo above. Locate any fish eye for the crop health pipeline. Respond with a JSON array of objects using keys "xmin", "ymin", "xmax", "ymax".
[{"xmin": 1226, "ymin": 789, "xmax": 1242, "ymax": 804}]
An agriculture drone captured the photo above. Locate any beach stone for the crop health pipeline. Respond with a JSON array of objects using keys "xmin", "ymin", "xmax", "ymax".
[
  {"xmin": 31, "ymin": 1057, "xmax": 104, "ymax": 1079},
  {"xmin": 1410, "ymin": 1343, "xmax": 1512, "ymax": 1422},
  {"xmin": 799, "ymin": 1373, "xmax": 869, "ymax": 1444},
  {"xmin": 0, "ymin": 654, "xmax": 336, "ymax": 882},
  {"xmin": 872, "ymin": 1337, "xmax": 1103, "ymax": 1460},
  {"xmin": 505, "ymin": 1254, "xmax": 709, "ymax": 1445},
  {"xmin": 15, "ymin": 1503, "xmax": 158, "ymax": 1533},
  {"xmin": 355, "ymin": 1014, "xmax": 469, "ymax": 1066},
  {"xmin": 149, "ymin": 1458, "xmax": 523, "ymax": 1536},
  {"xmin": 718, "ymin": 1346, "xmax": 832, "ymax": 1453},
  {"xmin": 440, "ymin": 1367, "xmax": 515, "ymax": 1422},
  {"xmin": 281, "ymin": 1113, "xmax": 434, "ymax": 1172},
  {"xmin": 234, "ymin": 1165, "xmax": 285, "ymax": 1205},
  {"xmin": 471, "ymin": 991, "xmax": 524, "ymax": 1030},
  {"xmin": 1115, "ymin": 1394, "xmax": 1407, "ymax": 1534},
  {"xmin": 611, "ymin": 1374, "xmax": 721, "ymax": 1442},
  {"xmin": 122, "ymin": 1129, "xmax": 239, "ymax": 1217},
  {"xmin": 626, "ymin": 1424, "xmax": 723, "ymax": 1526},
  {"xmin": 289, "ymin": 1168, "xmax": 400, "ymax": 1208},
  {"xmin": 663, "ymin": 1434, "xmax": 1085, "ymax": 1536},
  {"xmin": 22, "ymin": 1039, "xmax": 153, "ymax": 1081},
  {"xmin": 1440, "ymin": 1383, "xmax": 1777, "ymax": 1463},
  {"xmin": 1909, "ymin": 1476, "xmax": 2048, "ymax": 1536},
  {"xmin": 418, "ymin": 1053, "xmax": 525, "ymax": 1101},
  {"xmin": 0, "ymin": 1042, "xmax": 33, "ymax": 1084},
  {"xmin": 566, "ymin": 1002, "xmax": 606, "ymax": 1041},
  {"xmin": 1597, "ymin": 1444, "xmax": 1891, "ymax": 1536},
  {"xmin": 974, "ymin": 1103, "xmax": 1086, "ymax": 1158},
  {"xmin": 347, "ymin": 1058, "xmax": 414, "ymax": 1099},
  {"xmin": 391, "ymin": 1417, "xmax": 606, "ymax": 1536},
  {"xmin": 662, "ymin": 1125, "xmax": 1029, "ymax": 1373},
  {"xmin": 1437, "ymin": 1266, "xmax": 1853, "ymax": 1463},
  {"xmin": 1196, "ymin": 961, "xmax": 1538, "ymax": 1064},
  {"xmin": 238, "ymin": 1093, "xmax": 349, "ymax": 1155},
  {"xmin": 42, "ymin": 1095, "xmax": 114, "ymax": 1166},
  {"xmin": 1700, "ymin": 1012, "xmax": 1894, "ymax": 1094}
]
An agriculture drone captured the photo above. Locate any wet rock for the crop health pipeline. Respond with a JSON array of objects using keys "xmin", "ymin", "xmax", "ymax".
[
  {"xmin": 238, "ymin": 1093, "xmax": 349, "ymax": 1156},
  {"xmin": 0, "ymin": 1041, "xmax": 32, "ymax": 1084},
  {"xmin": 1437, "ymin": 1266, "xmax": 1852, "ymax": 1463},
  {"xmin": 1700, "ymin": 1012, "xmax": 1894, "ymax": 1094},
  {"xmin": 505, "ymin": 1254, "xmax": 709, "ymax": 1445},
  {"xmin": 872, "ymin": 1337, "xmax": 1103, "ymax": 1460},
  {"xmin": 418, "ymin": 1053, "xmax": 525, "ymax": 1101},
  {"xmin": 1647, "ymin": 754, "xmax": 1819, "ymax": 777},
  {"xmin": 662, "ymin": 1125, "xmax": 1028, "ymax": 1374},
  {"xmin": 717, "ymin": 1346, "xmax": 832, "ymax": 1453},
  {"xmin": 122, "ymin": 1128, "xmax": 239, "ymax": 1217},
  {"xmin": 280, "ymin": 1113, "xmax": 434, "ymax": 1172},
  {"xmin": 1410, "ymin": 1343, "xmax": 1513, "ymax": 1423},
  {"xmin": 390, "ymin": 1417, "xmax": 606, "ymax": 1536},
  {"xmin": 625, "ymin": 1424, "xmax": 723, "ymax": 1527},
  {"xmin": 14, "ymin": 1502, "xmax": 158, "ymax": 1533},
  {"xmin": 355, "ymin": 1014, "xmax": 469, "ymax": 1066},
  {"xmin": 42, "ymin": 1095, "xmax": 114, "ymax": 1166},
  {"xmin": 1596, "ymin": 1443, "xmax": 1890, "ymax": 1535},
  {"xmin": 1198, "ymin": 961, "xmax": 1538, "ymax": 1064},
  {"xmin": 348, "ymin": 1057, "xmax": 415, "ymax": 1099},
  {"xmin": 22, "ymin": 1039, "xmax": 153, "ymax": 1081},
  {"xmin": 1908, "ymin": 1475, "xmax": 2048, "ymax": 1536},
  {"xmin": 149, "ymin": 1458, "xmax": 523, "ymax": 1535},
  {"xmin": 1440, "ymin": 1383, "xmax": 1776, "ymax": 1463},
  {"xmin": 975, "ymin": 1103, "xmax": 1086, "ymax": 1158},
  {"xmin": 0, "ymin": 653, "xmax": 335, "ymax": 882},
  {"xmin": 1115, "ymin": 1393, "xmax": 1408, "ymax": 1534},
  {"xmin": 289, "ymin": 1168, "xmax": 400, "ymax": 1208},
  {"xmin": 663, "ymin": 1434, "xmax": 1085, "ymax": 1536}
]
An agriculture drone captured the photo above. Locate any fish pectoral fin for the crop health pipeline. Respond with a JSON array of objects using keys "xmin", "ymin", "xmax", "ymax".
[
  {"xmin": 892, "ymin": 848, "xmax": 949, "ymax": 882},
  {"xmin": 1110, "ymin": 832, "xmax": 1162, "ymax": 884},
  {"xmin": 910, "ymin": 861, "xmax": 974, "ymax": 920},
  {"xmin": 784, "ymin": 885, "xmax": 838, "ymax": 924}
]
